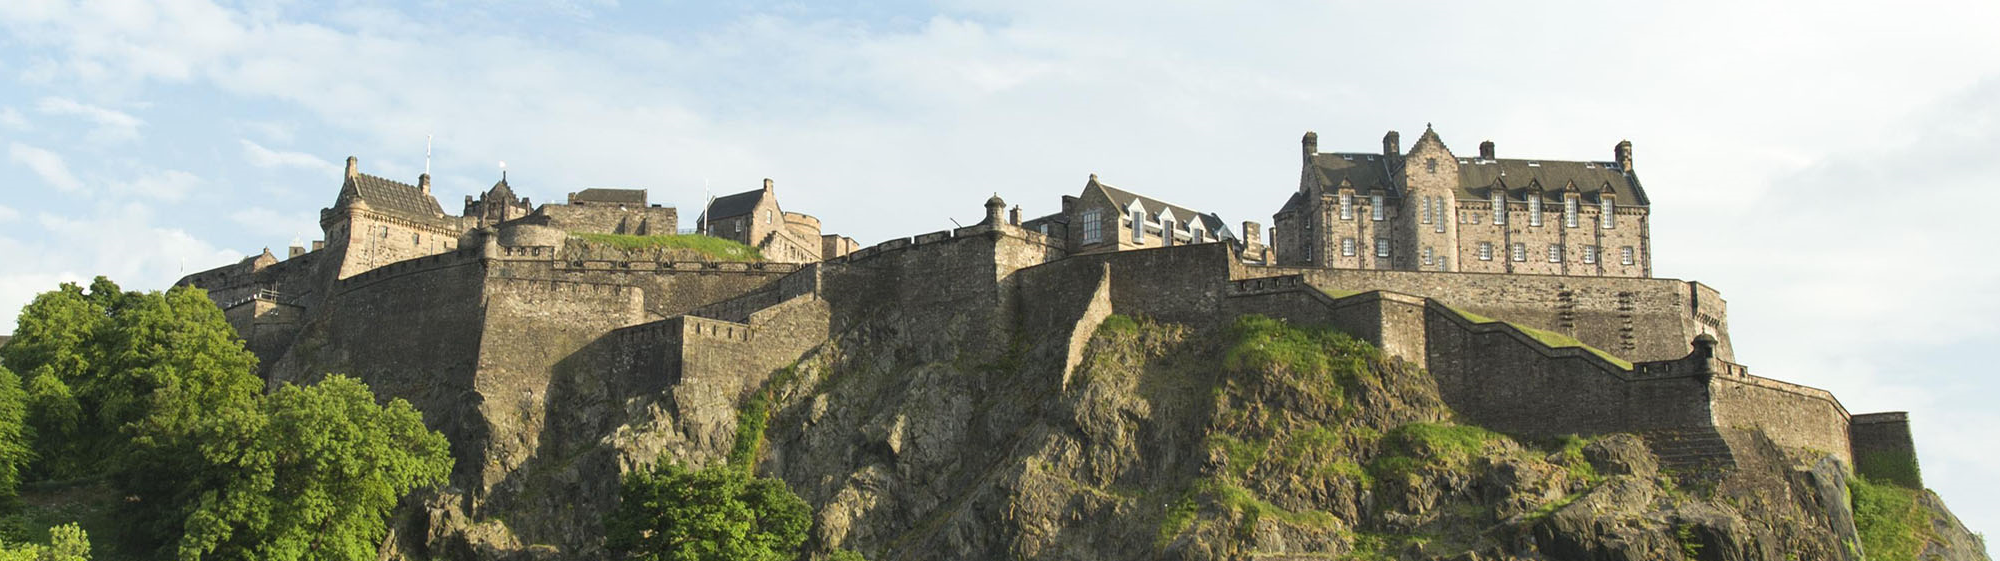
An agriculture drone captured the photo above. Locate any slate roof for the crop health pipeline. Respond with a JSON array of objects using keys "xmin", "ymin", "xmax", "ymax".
[
  {"xmin": 705, "ymin": 188, "xmax": 768, "ymax": 221},
  {"xmin": 1091, "ymin": 180, "xmax": 1233, "ymax": 238},
  {"xmin": 338, "ymin": 173, "xmax": 446, "ymax": 219},
  {"xmin": 1304, "ymin": 153, "xmax": 1649, "ymax": 206},
  {"xmin": 572, "ymin": 188, "xmax": 647, "ymax": 205}
]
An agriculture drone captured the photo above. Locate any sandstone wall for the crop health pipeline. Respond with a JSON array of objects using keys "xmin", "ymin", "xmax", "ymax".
[
  {"xmin": 538, "ymin": 204, "xmax": 677, "ymax": 236},
  {"xmin": 1709, "ymin": 371, "xmax": 1852, "ymax": 463},
  {"xmin": 490, "ymin": 254, "xmax": 795, "ymax": 321}
]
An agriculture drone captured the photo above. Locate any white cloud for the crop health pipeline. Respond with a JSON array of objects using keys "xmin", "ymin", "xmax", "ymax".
[
  {"xmin": 228, "ymin": 207, "xmax": 316, "ymax": 240},
  {"xmin": 35, "ymin": 96, "xmax": 143, "ymax": 142},
  {"xmin": 0, "ymin": 203, "xmax": 238, "ymax": 334},
  {"xmin": 7, "ymin": 142, "xmax": 84, "ymax": 193},
  {"xmin": 108, "ymin": 169, "xmax": 202, "ymax": 202},
  {"xmin": 240, "ymin": 139, "xmax": 335, "ymax": 173},
  {"xmin": 0, "ymin": 204, "xmax": 17, "ymax": 222},
  {"xmin": 0, "ymin": 107, "xmax": 26, "ymax": 130}
]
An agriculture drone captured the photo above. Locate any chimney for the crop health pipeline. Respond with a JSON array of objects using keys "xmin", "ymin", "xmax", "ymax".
[
  {"xmin": 1382, "ymin": 131, "xmax": 1401, "ymax": 156},
  {"xmin": 1301, "ymin": 131, "xmax": 1318, "ymax": 163},
  {"xmin": 1614, "ymin": 140, "xmax": 1634, "ymax": 171},
  {"xmin": 1060, "ymin": 195, "xmax": 1076, "ymax": 215},
  {"xmin": 763, "ymin": 178, "xmax": 775, "ymax": 192},
  {"xmin": 1242, "ymin": 221, "xmax": 1262, "ymax": 248},
  {"xmin": 312, "ymin": 240, "xmax": 325, "ymax": 251},
  {"xmin": 345, "ymin": 156, "xmax": 358, "ymax": 178},
  {"xmin": 1009, "ymin": 205, "xmax": 1022, "ymax": 226},
  {"xmin": 289, "ymin": 245, "xmax": 306, "ymax": 258},
  {"xmin": 419, "ymin": 173, "xmax": 432, "ymax": 196},
  {"xmin": 1479, "ymin": 140, "xmax": 1495, "ymax": 160}
]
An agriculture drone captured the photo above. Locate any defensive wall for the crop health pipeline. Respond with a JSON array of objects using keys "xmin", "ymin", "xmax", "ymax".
[
  {"xmin": 1850, "ymin": 412, "xmax": 1922, "ymax": 487},
  {"xmin": 488, "ymin": 245, "xmax": 799, "ymax": 321},
  {"xmin": 1250, "ymin": 265, "xmax": 1732, "ymax": 363},
  {"xmin": 815, "ymin": 222, "xmax": 1065, "ymax": 363},
  {"xmin": 535, "ymin": 203, "xmax": 677, "ymax": 236}
]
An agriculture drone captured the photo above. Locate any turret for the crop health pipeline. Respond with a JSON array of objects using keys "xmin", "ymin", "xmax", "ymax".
[{"xmin": 984, "ymin": 194, "xmax": 1007, "ymax": 226}]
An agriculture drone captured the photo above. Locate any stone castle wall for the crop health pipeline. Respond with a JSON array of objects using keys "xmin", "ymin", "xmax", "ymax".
[
  {"xmin": 1850, "ymin": 412, "xmax": 1921, "ymax": 487},
  {"xmin": 1265, "ymin": 266, "xmax": 1730, "ymax": 362},
  {"xmin": 1709, "ymin": 370, "xmax": 1853, "ymax": 462},
  {"xmin": 537, "ymin": 204, "xmax": 677, "ymax": 236}
]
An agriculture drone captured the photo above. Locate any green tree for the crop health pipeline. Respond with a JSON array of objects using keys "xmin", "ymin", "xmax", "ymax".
[
  {"xmin": 0, "ymin": 282, "xmax": 105, "ymax": 478},
  {"xmin": 0, "ymin": 366, "xmax": 32, "ymax": 504},
  {"xmin": 0, "ymin": 523, "xmax": 90, "ymax": 561},
  {"xmin": 165, "ymin": 375, "xmax": 451, "ymax": 561},
  {"xmin": 604, "ymin": 461, "xmax": 809, "ymax": 561}
]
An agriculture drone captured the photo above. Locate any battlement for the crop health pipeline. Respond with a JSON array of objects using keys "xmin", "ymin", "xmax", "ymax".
[{"xmin": 335, "ymin": 247, "xmax": 484, "ymax": 294}]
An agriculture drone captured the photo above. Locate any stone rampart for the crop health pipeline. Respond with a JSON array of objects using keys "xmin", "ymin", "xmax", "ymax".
[
  {"xmin": 490, "ymin": 257, "xmax": 795, "ymax": 321},
  {"xmin": 1850, "ymin": 412, "xmax": 1921, "ymax": 487},
  {"xmin": 537, "ymin": 203, "xmax": 677, "ymax": 236},
  {"xmin": 1709, "ymin": 369, "xmax": 1852, "ymax": 463},
  {"xmin": 1259, "ymin": 266, "xmax": 1730, "ymax": 363}
]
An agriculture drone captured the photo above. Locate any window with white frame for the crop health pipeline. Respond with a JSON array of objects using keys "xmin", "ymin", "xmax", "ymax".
[
  {"xmin": 1492, "ymin": 192, "xmax": 1506, "ymax": 224},
  {"xmin": 1340, "ymin": 237, "xmax": 1355, "ymax": 256},
  {"xmin": 1478, "ymin": 242, "xmax": 1493, "ymax": 261},
  {"xmin": 1434, "ymin": 198, "xmax": 1446, "ymax": 233},
  {"xmin": 1548, "ymin": 244, "xmax": 1563, "ymax": 263},
  {"xmin": 1375, "ymin": 237, "xmax": 1390, "ymax": 257},
  {"xmin": 1421, "ymin": 196, "xmax": 1432, "ymax": 223},
  {"xmin": 1081, "ymin": 210, "xmax": 1102, "ymax": 243},
  {"xmin": 1529, "ymin": 196, "xmax": 1543, "ymax": 226},
  {"xmin": 1161, "ymin": 218, "xmax": 1174, "ymax": 246},
  {"xmin": 1371, "ymin": 195, "xmax": 1385, "ymax": 221},
  {"xmin": 1130, "ymin": 208, "xmax": 1145, "ymax": 242},
  {"xmin": 1583, "ymin": 245, "xmax": 1598, "ymax": 264},
  {"xmin": 1437, "ymin": 257, "xmax": 1448, "ymax": 271},
  {"xmin": 1339, "ymin": 193, "xmax": 1353, "ymax": 220},
  {"xmin": 1511, "ymin": 242, "xmax": 1526, "ymax": 262},
  {"xmin": 1621, "ymin": 246, "xmax": 1635, "ymax": 265},
  {"xmin": 1600, "ymin": 199, "xmax": 1615, "ymax": 229},
  {"xmin": 1422, "ymin": 246, "xmax": 1433, "ymax": 266},
  {"xmin": 1190, "ymin": 224, "xmax": 1203, "ymax": 242},
  {"xmin": 1564, "ymin": 198, "xmax": 1580, "ymax": 228}
]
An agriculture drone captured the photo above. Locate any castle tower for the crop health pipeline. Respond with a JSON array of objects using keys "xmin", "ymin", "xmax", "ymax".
[
  {"xmin": 1397, "ymin": 124, "xmax": 1461, "ymax": 271},
  {"xmin": 983, "ymin": 194, "xmax": 1007, "ymax": 226}
]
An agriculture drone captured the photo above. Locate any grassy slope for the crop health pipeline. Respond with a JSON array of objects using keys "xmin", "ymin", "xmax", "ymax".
[{"xmin": 569, "ymin": 232, "xmax": 764, "ymax": 261}]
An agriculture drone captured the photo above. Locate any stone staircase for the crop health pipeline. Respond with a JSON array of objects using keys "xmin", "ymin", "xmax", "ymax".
[{"xmin": 1642, "ymin": 426, "xmax": 1738, "ymax": 481}]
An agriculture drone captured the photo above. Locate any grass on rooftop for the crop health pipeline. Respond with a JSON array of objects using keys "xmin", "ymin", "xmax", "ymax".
[{"xmin": 570, "ymin": 232, "xmax": 764, "ymax": 261}]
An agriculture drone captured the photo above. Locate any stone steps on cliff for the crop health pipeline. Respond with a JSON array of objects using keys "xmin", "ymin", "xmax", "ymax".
[{"xmin": 1641, "ymin": 427, "xmax": 1738, "ymax": 481}]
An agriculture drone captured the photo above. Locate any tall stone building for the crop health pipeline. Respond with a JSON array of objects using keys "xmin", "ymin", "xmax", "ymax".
[
  {"xmin": 1273, "ymin": 126, "xmax": 1651, "ymax": 277},
  {"xmin": 696, "ymin": 179, "xmax": 836, "ymax": 263}
]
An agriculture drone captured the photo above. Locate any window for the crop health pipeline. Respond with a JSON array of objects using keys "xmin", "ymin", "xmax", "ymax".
[
  {"xmin": 1341, "ymin": 237, "xmax": 1356, "ymax": 256},
  {"xmin": 412, "ymin": 233, "xmax": 420, "ymax": 247},
  {"xmin": 1370, "ymin": 195, "xmax": 1385, "ymax": 221},
  {"xmin": 1190, "ymin": 225, "xmax": 1202, "ymax": 242},
  {"xmin": 1492, "ymin": 192, "xmax": 1506, "ymax": 224},
  {"xmin": 1434, "ymin": 198, "xmax": 1447, "ymax": 233},
  {"xmin": 1422, "ymin": 247, "xmax": 1434, "ymax": 266},
  {"xmin": 1339, "ymin": 193, "xmax": 1353, "ymax": 220},
  {"xmin": 1130, "ymin": 209, "xmax": 1145, "ymax": 242},
  {"xmin": 1374, "ymin": 237, "xmax": 1390, "ymax": 257},
  {"xmin": 1583, "ymin": 246, "xmax": 1598, "ymax": 264},
  {"xmin": 1081, "ymin": 210, "xmax": 1102, "ymax": 243},
  {"xmin": 1548, "ymin": 244, "xmax": 1563, "ymax": 263},
  {"xmin": 1478, "ymin": 242, "xmax": 1493, "ymax": 261},
  {"xmin": 1564, "ymin": 198, "xmax": 1580, "ymax": 228},
  {"xmin": 1421, "ymin": 196, "xmax": 1431, "ymax": 223},
  {"xmin": 1426, "ymin": 158, "xmax": 1438, "ymax": 173},
  {"xmin": 1621, "ymin": 246, "xmax": 1636, "ymax": 265},
  {"xmin": 1161, "ymin": 218, "xmax": 1174, "ymax": 246},
  {"xmin": 1528, "ymin": 196, "xmax": 1543, "ymax": 227},
  {"xmin": 1437, "ymin": 257, "xmax": 1449, "ymax": 272},
  {"xmin": 1511, "ymin": 243, "xmax": 1526, "ymax": 262},
  {"xmin": 1600, "ymin": 199, "xmax": 1615, "ymax": 229},
  {"xmin": 766, "ymin": 210, "xmax": 773, "ymax": 224}
]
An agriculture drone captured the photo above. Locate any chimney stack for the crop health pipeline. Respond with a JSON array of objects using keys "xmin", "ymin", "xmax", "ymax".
[
  {"xmin": 1479, "ymin": 140, "xmax": 1495, "ymax": 160},
  {"xmin": 419, "ymin": 173, "xmax": 432, "ymax": 196},
  {"xmin": 345, "ymin": 156, "xmax": 358, "ymax": 178},
  {"xmin": 1614, "ymin": 140, "xmax": 1634, "ymax": 171},
  {"xmin": 1301, "ymin": 131, "xmax": 1318, "ymax": 163},
  {"xmin": 1009, "ymin": 206, "xmax": 1022, "ymax": 226},
  {"xmin": 1382, "ymin": 131, "xmax": 1401, "ymax": 156}
]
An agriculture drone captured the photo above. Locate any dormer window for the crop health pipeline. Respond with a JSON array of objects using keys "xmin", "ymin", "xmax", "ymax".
[
  {"xmin": 1130, "ymin": 208, "xmax": 1145, "ymax": 242},
  {"xmin": 1339, "ymin": 193, "xmax": 1354, "ymax": 220},
  {"xmin": 1161, "ymin": 217, "xmax": 1175, "ymax": 246},
  {"xmin": 1528, "ymin": 196, "xmax": 1543, "ymax": 227},
  {"xmin": 1564, "ymin": 198, "xmax": 1580, "ymax": 228},
  {"xmin": 1600, "ymin": 198, "xmax": 1615, "ymax": 229},
  {"xmin": 1370, "ymin": 195, "xmax": 1385, "ymax": 221}
]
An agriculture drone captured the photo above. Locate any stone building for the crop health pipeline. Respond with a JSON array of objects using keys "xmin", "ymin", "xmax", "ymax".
[
  {"xmin": 696, "ymin": 179, "xmax": 831, "ymax": 264},
  {"xmin": 1023, "ymin": 174, "xmax": 1236, "ymax": 255},
  {"xmin": 1273, "ymin": 126, "xmax": 1652, "ymax": 277},
  {"xmin": 325, "ymin": 157, "xmax": 473, "ymax": 279}
]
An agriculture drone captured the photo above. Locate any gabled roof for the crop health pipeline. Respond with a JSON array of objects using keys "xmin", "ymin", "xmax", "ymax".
[
  {"xmin": 337, "ymin": 173, "xmax": 445, "ymax": 219},
  {"xmin": 1088, "ymin": 178, "xmax": 1231, "ymax": 237},
  {"xmin": 1307, "ymin": 153, "xmax": 1396, "ymax": 195},
  {"xmin": 572, "ymin": 188, "xmax": 647, "ymax": 205},
  {"xmin": 705, "ymin": 188, "xmax": 767, "ymax": 221}
]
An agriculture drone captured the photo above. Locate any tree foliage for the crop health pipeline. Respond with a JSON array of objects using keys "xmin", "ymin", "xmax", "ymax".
[
  {"xmin": 169, "ymin": 375, "xmax": 452, "ymax": 561},
  {"xmin": 0, "ymin": 523, "xmax": 90, "ymax": 561},
  {"xmin": 604, "ymin": 461, "xmax": 809, "ymax": 561}
]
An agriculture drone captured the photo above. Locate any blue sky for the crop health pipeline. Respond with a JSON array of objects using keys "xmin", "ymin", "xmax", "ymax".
[{"xmin": 3, "ymin": 0, "xmax": 1998, "ymax": 541}]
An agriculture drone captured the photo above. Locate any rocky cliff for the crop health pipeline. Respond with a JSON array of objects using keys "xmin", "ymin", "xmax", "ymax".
[{"xmin": 393, "ymin": 305, "xmax": 1986, "ymax": 560}]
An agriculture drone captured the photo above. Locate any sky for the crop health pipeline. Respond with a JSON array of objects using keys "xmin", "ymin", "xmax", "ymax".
[{"xmin": 2, "ymin": 0, "xmax": 1997, "ymax": 541}]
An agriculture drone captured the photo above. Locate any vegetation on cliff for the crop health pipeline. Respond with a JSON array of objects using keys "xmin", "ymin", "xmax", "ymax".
[
  {"xmin": 604, "ymin": 462, "xmax": 810, "ymax": 561},
  {"xmin": 569, "ymin": 233, "xmax": 764, "ymax": 261},
  {"xmin": 0, "ymin": 278, "xmax": 453, "ymax": 561}
]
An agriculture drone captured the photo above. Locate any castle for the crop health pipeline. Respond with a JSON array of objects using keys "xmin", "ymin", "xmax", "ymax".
[{"xmin": 173, "ymin": 127, "xmax": 1922, "ymax": 552}]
